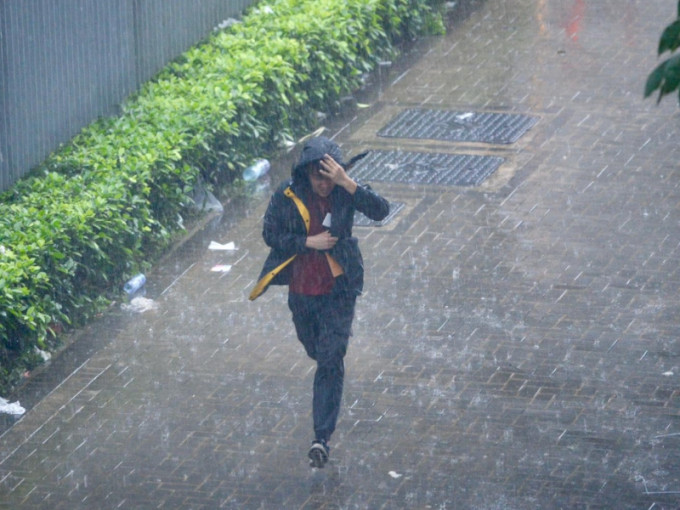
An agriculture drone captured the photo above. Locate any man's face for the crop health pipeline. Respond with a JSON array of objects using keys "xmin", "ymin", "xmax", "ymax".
[{"xmin": 309, "ymin": 170, "xmax": 335, "ymax": 197}]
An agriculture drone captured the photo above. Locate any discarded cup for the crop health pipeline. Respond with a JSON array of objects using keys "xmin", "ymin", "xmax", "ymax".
[
  {"xmin": 123, "ymin": 273, "xmax": 146, "ymax": 296},
  {"xmin": 243, "ymin": 159, "xmax": 271, "ymax": 181}
]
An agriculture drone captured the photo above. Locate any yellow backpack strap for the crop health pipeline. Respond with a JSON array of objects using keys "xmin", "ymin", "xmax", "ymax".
[
  {"xmin": 249, "ymin": 187, "xmax": 310, "ymax": 301},
  {"xmin": 284, "ymin": 187, "xmax": 310, "ymax": 233},
  {"xmin": 248, "ymin": 255, "xmax": 296, "ymax": 300}
]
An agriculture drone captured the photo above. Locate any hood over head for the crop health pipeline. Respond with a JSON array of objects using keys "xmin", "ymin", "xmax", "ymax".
[
  {"xmin": 291, "ymin": 136, "xmax": 370, "ymax": 186},
  {"xmin": 291, "ymin": 136, "xmax": 344, "ymax": 184}
]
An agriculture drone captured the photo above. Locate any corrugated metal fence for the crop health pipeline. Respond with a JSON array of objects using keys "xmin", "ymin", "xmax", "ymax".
[{"xmin": 0, "ymin": 0, "xmax": 254, "ymax": 192}]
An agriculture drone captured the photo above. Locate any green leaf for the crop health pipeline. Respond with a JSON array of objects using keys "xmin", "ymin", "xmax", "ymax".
[
  {"xmin": 659, "ymin": 19, "xmax": 680, "ymax": 54},
  {"xmin": 645, "ymin": 61, "xmax": 666, "ymax": 98},
  {"xmin": 646, "ymin": 54, "xmax": 680, "ymax": 103},
  {"xmin": 660, "ymin": 53, "xmax": 680, "ymax": 95}
]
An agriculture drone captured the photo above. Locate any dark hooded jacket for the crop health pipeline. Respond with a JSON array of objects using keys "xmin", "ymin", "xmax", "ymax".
[{"xmin": 249, "ymin": 137, "xmax": 389, "ymax": 300}]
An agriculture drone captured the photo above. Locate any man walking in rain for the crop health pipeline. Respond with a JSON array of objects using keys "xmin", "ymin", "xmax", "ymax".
[{"xmin": 250, "ymin": 136, "xmax": 389, "ymax": 468}]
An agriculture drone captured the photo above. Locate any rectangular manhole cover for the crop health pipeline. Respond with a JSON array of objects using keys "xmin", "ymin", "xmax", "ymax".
[
  {"xmin": 350, "ymin": 150, "xmax": 504, "ymax": 186},
  {"xmin": 378, "ymin": 109, "xmax": 538, "ymax": 144},
  {"xmin": 354, "ymin": 201, "xmax": 404, "ymax": 227}
]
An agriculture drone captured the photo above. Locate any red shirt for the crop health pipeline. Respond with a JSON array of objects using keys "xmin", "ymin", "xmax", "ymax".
[{"xmin": 289, "ymin": 193, "xmax": 335, "ymax": 295}]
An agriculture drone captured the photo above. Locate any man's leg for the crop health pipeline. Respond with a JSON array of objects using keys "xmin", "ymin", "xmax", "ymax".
[
  {"xmin": 312, "ymin": 293, "xmax": 356, "ymax": 444},
  {"xmin": 288, "ymin": 293, "xmax": 320, "ymax": 361},
  {"xmin": 289, "ymin": 291, "xmax": 356, "ymax": 467}
]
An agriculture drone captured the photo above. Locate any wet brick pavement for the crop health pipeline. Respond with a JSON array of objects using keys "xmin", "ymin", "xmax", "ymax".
[{"xmin": 2, "ymin": 0, "xmax": 680, "ymax": 508}]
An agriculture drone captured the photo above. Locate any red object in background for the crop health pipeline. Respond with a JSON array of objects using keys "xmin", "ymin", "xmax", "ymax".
[{"xmin": 566, "ymin": 0, "xmax": 585, "ymax": 41}]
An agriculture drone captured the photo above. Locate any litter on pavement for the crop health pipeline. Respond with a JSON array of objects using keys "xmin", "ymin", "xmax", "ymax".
[
  {"xmin": 0, "ymin": 397, "xmax": 26, "ymax": 416},
  {"xmin": 208, "ymin": 241, "xmax": 237, "ymax": 251},
  {"xmin": 121, "ymin": 297, "xmax": 159, "ymax": 313}
]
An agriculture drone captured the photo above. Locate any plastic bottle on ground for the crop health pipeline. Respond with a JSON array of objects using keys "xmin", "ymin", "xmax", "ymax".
[
  {"xmin": 243, "ymin": 159, "xmax": 271, "ymax": 181},
  {"xmin": 124, "ymin": 274, "xmax": 146, "ymax": 296}
]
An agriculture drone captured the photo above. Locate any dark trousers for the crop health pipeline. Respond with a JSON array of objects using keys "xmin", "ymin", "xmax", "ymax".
[{"xmin": 288, "ymin": 289, "xmax": 356, "ymax": 443}]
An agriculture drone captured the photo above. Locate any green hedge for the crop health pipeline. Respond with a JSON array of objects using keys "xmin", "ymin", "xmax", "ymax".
[{"xmin": 0, "ymin": 0, "xmax": 443, "ymax": 391}]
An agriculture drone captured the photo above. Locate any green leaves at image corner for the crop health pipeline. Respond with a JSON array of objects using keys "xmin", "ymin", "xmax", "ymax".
[{"xmin": 645, "ymin": 4, "xmax": 680, "ymax": 104}]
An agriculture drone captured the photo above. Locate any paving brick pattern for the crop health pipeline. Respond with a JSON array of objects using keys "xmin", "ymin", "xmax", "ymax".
[{"xmin": 2, "ymin": 0, "xmax": 680, "ymax": 508}]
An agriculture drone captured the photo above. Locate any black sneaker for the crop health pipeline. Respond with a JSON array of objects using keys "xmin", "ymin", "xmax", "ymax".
[{"xmin": 308, "ymin": 440, "xmax": 329, "ymax": 468}]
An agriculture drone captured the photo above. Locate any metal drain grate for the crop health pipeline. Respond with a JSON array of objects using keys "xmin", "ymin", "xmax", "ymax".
[
  {"xmin": 354, "ymin": 202, "xmax": 404, "ymax": 227},
  {"xmin": 351, "ymin": 150, "xmax": 504, "ymax": 186},
  {"xmin": 378, "ymin": 109, "xmax": 538, "ymax": 144}
]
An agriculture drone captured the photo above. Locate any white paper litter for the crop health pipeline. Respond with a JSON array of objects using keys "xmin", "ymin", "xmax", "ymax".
[
  {"xmin": 208, "ymin": 241, "xmax": 236, "ymax": 251},
  {"xmin": 0, "ymin": 397, "xmax": 26, "ymax": 416},
  {"xmin": 121, "ymin": 297, "xmax": 159, "ymax": 313},
  {"xmin": 388, "ymin": 471, "xmax": 403, "ymax": 479},
  {"xmin": 663, "ymin": 371, "xmax": 674, "ymax": 377},
  {"xmin": 210, "ymin": 264, "xmax": 232, "ymax": 273}
]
